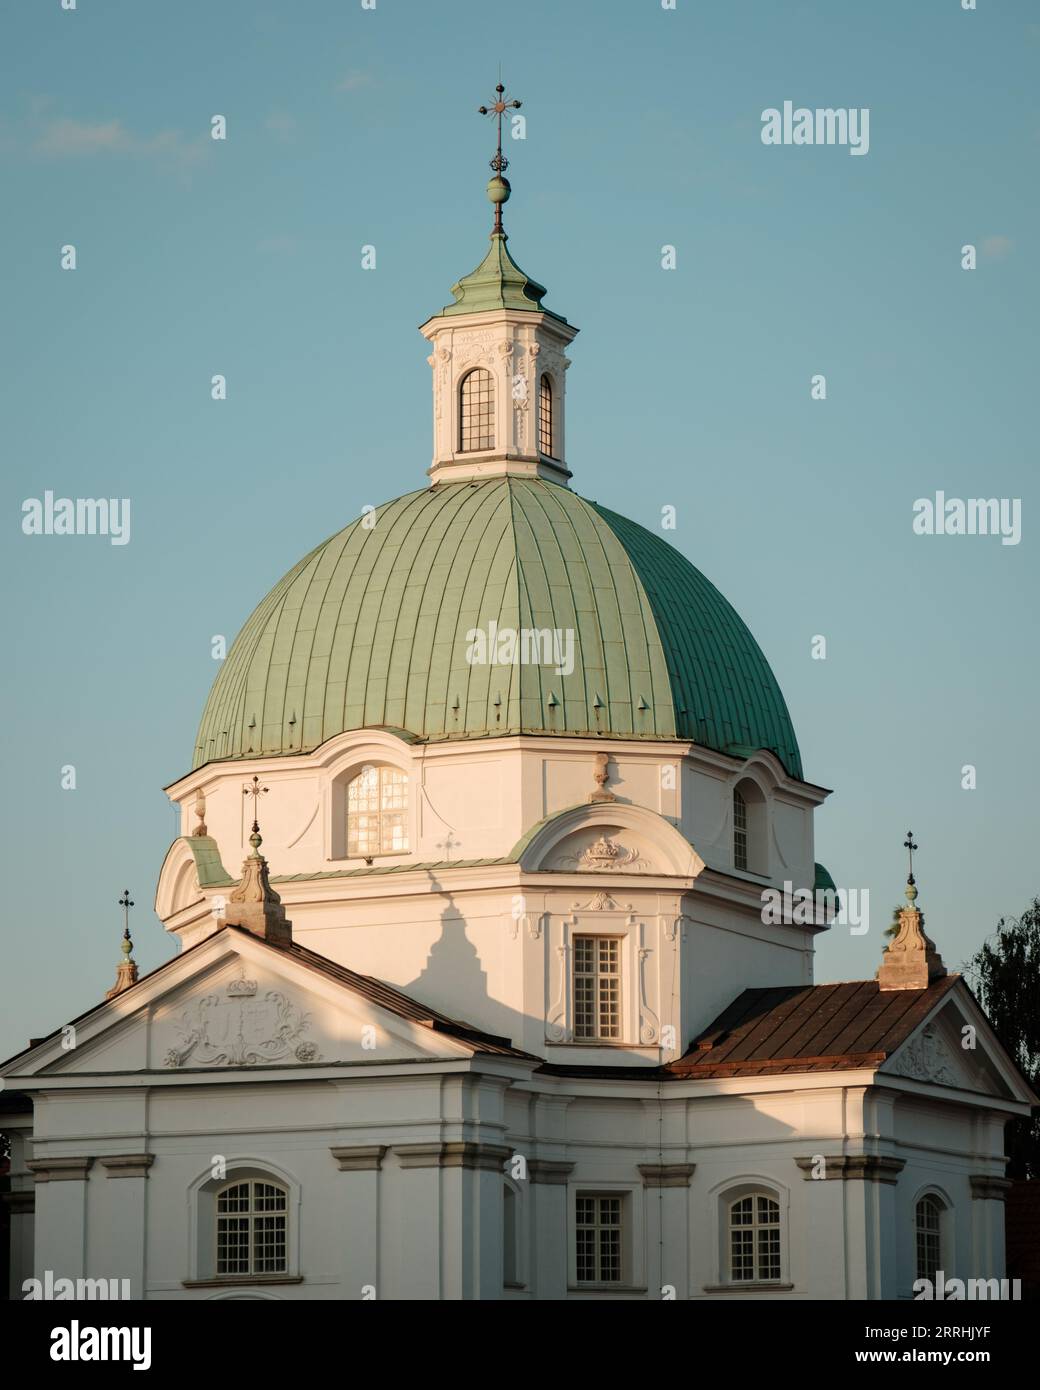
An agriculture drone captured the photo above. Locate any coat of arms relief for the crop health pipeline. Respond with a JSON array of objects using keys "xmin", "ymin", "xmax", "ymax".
[
  {"xmin": 163, "ymin": 977, "xmax": 321, "ymax": 1068},
  {"xmin": 890, "ymin": 1025, "xmax": 959, "ymax": 1087}
]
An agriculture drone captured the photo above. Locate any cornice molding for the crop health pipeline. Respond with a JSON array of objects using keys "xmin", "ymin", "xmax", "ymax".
[
  {"xmin": 25, "ymin": 1156, "xmax": 94, "ymax": 1183},
  {"xmin": 794, "ymin": 1155, "xmax": 905, "ymax": 1184},
  {"xmin": 393, "ymin": 1141, "xmax": 512, "ymax": 1171}
]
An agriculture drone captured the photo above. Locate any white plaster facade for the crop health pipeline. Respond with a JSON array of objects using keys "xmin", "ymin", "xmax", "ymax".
[{"xmin": 1, "ymin": 930, "xmax": 1029, "ymax": 1300}]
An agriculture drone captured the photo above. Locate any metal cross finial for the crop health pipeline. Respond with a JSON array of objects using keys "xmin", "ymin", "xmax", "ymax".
[
  {"xmin": 478, "ymin": 81, "xmax": 521, "ymax": 234},
  {"xmin": 117, "ymin": 889, "xmax": 135, "ymax": 956},
  {"xmin": 903, "ymin": 830, "xmax": 918, "ymax": 884},
  {"xmin": 243, "ymin": 775, "xmax": 269, "ymax": 833}
]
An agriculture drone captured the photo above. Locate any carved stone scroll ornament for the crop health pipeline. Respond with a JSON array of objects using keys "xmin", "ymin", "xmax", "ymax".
[
  {"xmin": 164, "ymin": 980, "xmax": 320, "ymax": 1068},
  {"xmin": 638, "ymin": 945, "xmax": 659, "ymax": 1045},
  {"xmin": 545, "ymin": 943, "xmax": 569, "ymax": 1042}
]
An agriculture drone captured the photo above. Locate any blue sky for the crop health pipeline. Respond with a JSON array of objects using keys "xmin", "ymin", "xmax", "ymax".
[{"xmin": 1, "ymin": 0, "xmax": 1037, "ymax": 1057}]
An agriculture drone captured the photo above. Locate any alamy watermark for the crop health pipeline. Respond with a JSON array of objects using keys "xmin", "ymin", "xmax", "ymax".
[
  {"xmin": 465, "ymin": 620, "xmax": 575, "ymax": 676},
  {"xmin": 24, "ymin": 1271, "xmax": 130, "ymax": 1300},
  {"xmin": 21, "ymin": 491, "xmax": 131, "ymax": 546},
  {"xmin": 762, "ymin": 882, "xmax": 869, "ymax": 934},
  {"xmin": 912, "ymin": 493, "xmax": 1020, "ymax": 546},
  {"xmin": 761, "ymin": 101, "xmax": 870, "ymax": 156},
  {"xmin": 913, "ymin": 1271, "xmax": 1021, "ymax": 1301}
]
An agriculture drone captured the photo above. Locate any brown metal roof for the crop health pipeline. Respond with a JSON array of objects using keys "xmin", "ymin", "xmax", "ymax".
[
  {"xmin": 0, "ymin": 924, "xmax": 533, "ymax": 1071},
  {"xmin": 670, "ymin": 976, "xmax": 961, "ymax": 1078},
  {"xmin": 267, "ymin": 935, "xmax": 530, "ymax": 1058}
]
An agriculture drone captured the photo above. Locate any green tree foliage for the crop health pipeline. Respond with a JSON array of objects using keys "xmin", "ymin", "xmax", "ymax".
[{"xmin": 966, "ymin": 900, "xmax": 1040, "ymax": 1179}]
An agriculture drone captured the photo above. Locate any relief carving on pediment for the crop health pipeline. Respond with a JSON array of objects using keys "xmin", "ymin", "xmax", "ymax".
[
  {"xmin": 891, "ymin": 1025, "xmax": 959, "ymax": 1087},
  {"xmin": 163, "ymin": 978, "xmax": 321, "ymax": 1068},
  {"xmin": 552, "ymin": 833, "xmax": 649, "ymax": 873}
]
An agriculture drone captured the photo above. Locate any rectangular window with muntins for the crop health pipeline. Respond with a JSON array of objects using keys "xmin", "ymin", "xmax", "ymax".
[
  {"xmin": 576, "ymin": 1194, "xmax": 623, "ymax": 1283},
  {"xmin": 573, "ymin": 934, "xmax": 621, "ymax": 1041},
  {"xmin": 216, "ymin": 1179, "xmax": 288, "ymax": 1277}
]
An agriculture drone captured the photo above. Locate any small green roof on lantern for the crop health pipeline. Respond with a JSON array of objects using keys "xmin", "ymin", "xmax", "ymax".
[{"xmin": 433, "ymin": 233, "xmax": 567, "ymax": 322}]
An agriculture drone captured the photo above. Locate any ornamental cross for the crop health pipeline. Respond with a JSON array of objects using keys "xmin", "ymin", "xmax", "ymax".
[
  {"xmin": 478, "ymin": 81, "xmax": 521, "ymax": 233},
  {"xmin": 118, "ymin": 888, "xmax": 134, "ymax": 934},
  {"xmin": 243, "ymin": 775, "xmax": 269, "ymax": 833},
  {"xmin": 903, "ymin": 830, "xmax": 918, "ymax": 883}
]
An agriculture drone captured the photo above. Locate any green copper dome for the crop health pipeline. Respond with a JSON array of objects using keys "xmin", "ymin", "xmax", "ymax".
[{"xmin": 193, "ymin": 479, "xmax": 802, "ymax": 777}]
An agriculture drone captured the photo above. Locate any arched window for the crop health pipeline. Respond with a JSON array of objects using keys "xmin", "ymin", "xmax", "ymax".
[
  {"xmin": 216, "ymin": 1178, "xmax": 288, "ymax": 1277},
  {"xmin": 347, "ymin": 765, "xmax": 408, "ymax": 857},
  {"xmin": 539, "ymin": 374, "xmax": 554, "ymax": 457},
  {"xmin": 729, "ymin": 1192, "xmax": 781, "ymax": 1282},
  {"xmin": 915, "ymin": 1195, "xmax": 944, "ymax": 1283},
  {"xmin": 459, "ymin": 368, "xmax": 495, "ymax": 451},
  {"xmin": 733, "ymin": 788, "xmax": 748, "ymax": 871}
]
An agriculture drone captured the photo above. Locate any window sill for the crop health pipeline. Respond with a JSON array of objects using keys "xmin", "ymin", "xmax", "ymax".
[
  {"xmin": 182, "ymin": 1275, "xmax": 304, "ymax": 1289},
  {"xmin": 569, "ymin": 1284, "xmax": 648, "ymax": 1295},
  {"xmin": 702, "ymin": 1282, "xmax": 793, "ymax": 1294},
  {"xmin": 335, "ymin": 851, "xmax": 411, "ymax": 867}
]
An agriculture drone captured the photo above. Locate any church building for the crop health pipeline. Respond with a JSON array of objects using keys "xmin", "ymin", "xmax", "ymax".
[{"xmin": 2, "ymin": 95, "xmax": 1033, "ymax": 1301}]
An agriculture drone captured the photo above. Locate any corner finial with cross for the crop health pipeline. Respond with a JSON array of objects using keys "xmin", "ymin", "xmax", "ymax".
[
  {"xmin": 903, "ymin": 830, "xmax": 919, "ymax": 904},
  {"xmin": 118, "ymin": 888, "xmax": 134, "ymax": 948},
  {"xmin": 243, "ymin": 775, "xmax": 269, "ymax": 855}
]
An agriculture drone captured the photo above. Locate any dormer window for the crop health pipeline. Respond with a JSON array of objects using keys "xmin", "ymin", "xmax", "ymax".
[
  {"xmin": 347, "ymin": 765, "xmax": 408, "ymax": 857},
  {"xmin": 732, "ymin": 779, "xmax": 767, "ymax": 875},
  {"xmin": 539, "ymin": 374, "xmax": 554, "ymax": 457},
  {"xmin": 459, "ymin": 368, "xmax": 495, "ymax": 451},
  {"xmin": 733, "ymin": 788, "xmax": 749, "ymax": 871}
]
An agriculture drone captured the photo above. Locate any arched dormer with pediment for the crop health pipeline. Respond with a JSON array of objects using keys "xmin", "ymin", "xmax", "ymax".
[{"xmin": 512, "ymin": 801, "xmax": 705, "ymax": 880}]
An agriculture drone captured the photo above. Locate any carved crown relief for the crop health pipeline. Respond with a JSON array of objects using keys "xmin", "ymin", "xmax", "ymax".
[
  {"xmin": 163, "ymin": 977, "xmax": 321, "ymax": 1068},
  {"xmin": 551, "ymin": 832, "xmax": 650, "ymax": 873}
]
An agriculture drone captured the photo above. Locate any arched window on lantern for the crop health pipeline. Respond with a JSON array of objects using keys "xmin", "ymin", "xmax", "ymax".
[
  {"xmin": 459, "ymin": 368, "xmax": 495, "ymax": 451},
  {"xmin": 539, "ymin": 374, "xmax": 554, "ymax": 457}
]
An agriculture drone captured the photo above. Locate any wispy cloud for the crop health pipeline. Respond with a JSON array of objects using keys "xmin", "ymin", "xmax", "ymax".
[
  {"xmin": 31, "ymin": 118, "xmax": 209, "ymax": 169},
  {"xmin": 980, "ymin": 235, "xmax": 1013, "ymax": 261},
  {"xmin": 336, "ymin": 69, "xmax": 374, "ymax": 94},
  {"xmin": 265, "ymin": 112, "xmax": 298, "ymax": 143}
]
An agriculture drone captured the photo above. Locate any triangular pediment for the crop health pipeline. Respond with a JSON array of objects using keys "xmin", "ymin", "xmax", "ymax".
[
  {"xmin": 2, "ymin": 930, "xmax": 495, "ymax": 1083},
  {"xmin": 880, "ymin": 985, "xmax": 1035, "ymax": 1104}
]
